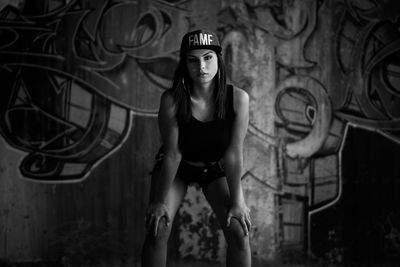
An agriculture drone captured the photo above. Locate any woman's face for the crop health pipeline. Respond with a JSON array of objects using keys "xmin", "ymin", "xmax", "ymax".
[{"xmin": 185, "ymin": 49, "xmax": 218, "ymax": 85}]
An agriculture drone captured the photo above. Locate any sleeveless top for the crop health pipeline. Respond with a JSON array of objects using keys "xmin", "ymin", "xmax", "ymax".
[{"xmin": 178, "ymin": 85, "xmax": 235, "ymax": 162}]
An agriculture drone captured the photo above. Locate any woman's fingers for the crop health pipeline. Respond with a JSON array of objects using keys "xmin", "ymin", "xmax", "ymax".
[
  {"xmin": 227, "ymin": 214, "xmax": 250, "ymax": 236},
  {"xmin": 164, "ymin": 213, "xmax": 171, "ymax": 227},
  {"xmin": 147, "ymin": 212, "xmax": 171, "ymax": 236},
  {"xmin": 226, "ymin": 213, "xmax": 233, "ymax": 227},
  {"xmin": 145, "ymin": 203, "xmax": 171, "ymax": 236},
  {"xmin": 245, "ymin": 207, "xmax": 252, "ymax": 234},
  {"xmin": 239, "ymin": 216, "xmax": 249, "ymax": 236},
  {"xmin": 153, "ymin": 216, "xmax": 160, "ymax": 236},
  {"xmin": 245, "ymin": 215, "xmax": 252, "ymax": 233}
]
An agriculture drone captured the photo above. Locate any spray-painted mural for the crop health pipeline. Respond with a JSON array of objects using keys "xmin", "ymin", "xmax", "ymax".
[
  {"xmin": 1, "ymin": 0, "xmax": 400, "ymax": 265},
  {"xmin": 0, "ymin": 0, "xmax": 185, "ymax": 182},
  {"xmin": 218, "ymin": 0, "xmax": 400, "ymax": 264}
]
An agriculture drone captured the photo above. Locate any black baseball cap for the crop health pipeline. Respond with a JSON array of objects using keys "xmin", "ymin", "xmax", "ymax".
[{"xmin": 180, "ymin": 29, "xmax": 222, "ymax": 56}]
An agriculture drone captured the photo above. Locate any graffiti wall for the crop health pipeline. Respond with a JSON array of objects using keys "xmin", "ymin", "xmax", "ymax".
[{"xmin": 0, "ymin": 0, "xmax": 399, "ymax": 266}]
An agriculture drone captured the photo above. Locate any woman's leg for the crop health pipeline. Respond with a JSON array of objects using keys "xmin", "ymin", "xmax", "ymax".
[
  {"xmin": 141, "ymin": 171, "xmax": 188, "ymax": 267},
  {"xmin": 202, "ymin": 178, "xmax": 251, "ymax": 267}
]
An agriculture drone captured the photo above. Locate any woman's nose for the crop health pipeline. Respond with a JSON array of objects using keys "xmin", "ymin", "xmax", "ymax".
[{"xmin": 199, "ymin": 60, "xmax": 206, "ymax": 69}]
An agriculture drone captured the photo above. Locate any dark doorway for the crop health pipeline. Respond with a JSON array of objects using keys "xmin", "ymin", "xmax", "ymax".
[{"xmin": 310, "ymin": 126, "xmax": 400, "ymax": 265}]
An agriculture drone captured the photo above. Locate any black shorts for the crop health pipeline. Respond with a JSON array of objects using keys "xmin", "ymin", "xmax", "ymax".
[{"xmin": 150, "ymin": 148, "xmax": 226, "ymax": 189}]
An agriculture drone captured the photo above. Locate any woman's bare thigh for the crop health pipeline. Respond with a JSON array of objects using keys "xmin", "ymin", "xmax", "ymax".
[{"xmin": 149, "ymin": 170, "xmax": 188, "ymax": 222}]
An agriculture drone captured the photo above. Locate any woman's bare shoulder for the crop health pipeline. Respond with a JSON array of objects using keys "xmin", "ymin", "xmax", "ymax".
[
  {"xmin": 160, "ymin": 89, "xmax": 175, "ymax": 104},
  {"xmin": 159, "ymin": 89, "xmax": 177, "ymax": 110},
  {"xmin": 231, "ymin": 85, "xmax": 249, "ymax": 112},
  {"xmin": 158, "ymin": 89, "xmax": 177, "ymax": 121}
]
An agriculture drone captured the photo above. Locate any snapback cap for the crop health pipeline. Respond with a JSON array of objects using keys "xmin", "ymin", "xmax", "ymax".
[{"xmin": 180, "ymin": 29, "xmax": 222, "ymax": 56}]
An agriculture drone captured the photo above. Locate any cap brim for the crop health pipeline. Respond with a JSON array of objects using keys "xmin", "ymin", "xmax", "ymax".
[{"xmin": 181, "ymin": 45, "xmax": 222, "ymax": 55}]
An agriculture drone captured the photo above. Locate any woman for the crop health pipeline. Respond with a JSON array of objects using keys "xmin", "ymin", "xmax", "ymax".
[{"xmin": 141, "ymin": 29, "xmax": 251, "ymax": 267}]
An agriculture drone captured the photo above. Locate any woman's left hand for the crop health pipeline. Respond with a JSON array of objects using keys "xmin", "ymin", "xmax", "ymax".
[{"xmin": 226, "ymin": 202, "xmax": 251, "ymax": 236}]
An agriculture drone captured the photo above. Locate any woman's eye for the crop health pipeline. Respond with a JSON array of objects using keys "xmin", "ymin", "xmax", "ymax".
[
  {"xmin": 187, "ymin": 58, "xmax": 197, "ymax": 63},
  {"xmin": 204, "ymin": 55, "xmax": 212, "ymax": 60}
]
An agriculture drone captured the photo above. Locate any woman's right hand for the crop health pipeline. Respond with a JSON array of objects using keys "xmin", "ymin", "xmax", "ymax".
[{"xmin": 145, "ymin": 202, "xmax": 170, "ymax": 236}]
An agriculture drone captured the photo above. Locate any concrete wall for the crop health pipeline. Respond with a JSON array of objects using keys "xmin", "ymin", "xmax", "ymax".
[{"xmin": 1, "ymin": 0, "xmax": 400, "ymax": 266}]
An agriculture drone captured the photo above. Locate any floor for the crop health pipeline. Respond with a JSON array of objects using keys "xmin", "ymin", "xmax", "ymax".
[{"xmin": 2, "ymin": 258, "xmax": 399, "ymax": 267}]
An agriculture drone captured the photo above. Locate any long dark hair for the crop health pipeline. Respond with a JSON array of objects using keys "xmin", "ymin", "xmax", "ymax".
[{"xmin": 171, "ymin": 52, "xmax": 227, "ymax": 124}]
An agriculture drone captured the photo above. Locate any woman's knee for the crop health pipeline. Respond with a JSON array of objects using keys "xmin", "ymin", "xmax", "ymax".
[
  {"xmin": 146, "ymin": 218, "xmax": 172, "ymax": 246},
  {"xmin": 225, "ymin": 218, "xmax": 250, "ymax": 250}
]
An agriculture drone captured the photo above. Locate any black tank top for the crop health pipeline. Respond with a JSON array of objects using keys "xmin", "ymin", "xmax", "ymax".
[{"xmin": 178, "ymin": 85, "xmax": 235, "ymax": 162}]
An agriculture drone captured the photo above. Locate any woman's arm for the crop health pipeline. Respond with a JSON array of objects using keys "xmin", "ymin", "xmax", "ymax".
[
  {"xmin": 146, "ymin": 90, "xmax": 182, "ymax": 235},
  {"xmin": 223, "ymin": 87, "xmax": 251, "ymax": 234},
  {"xmin": 152, "ymin": 90, "xmax": 182, "ymax": 203}
]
